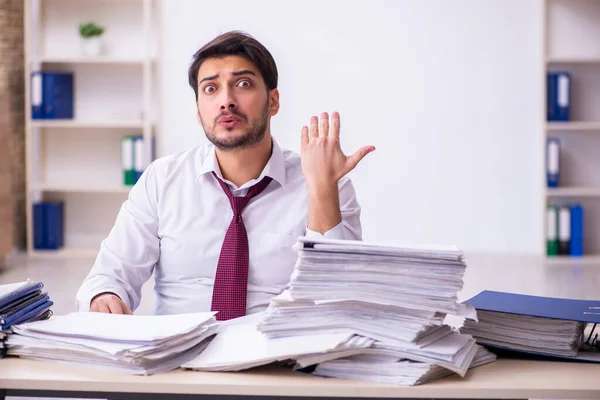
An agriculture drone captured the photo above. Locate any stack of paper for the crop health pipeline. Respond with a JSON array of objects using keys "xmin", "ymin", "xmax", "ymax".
[
  {"xmin": 6, "ymin": 311, "xmax": 218, "ymax": 375},
  {"xmin": 255, "ymin": 237, "xmax": 493, "ymax": 384},
  {"xmin": 311, "ymin": 345, "xmax": 496, "ymax": 386},
  {"xmin": 182, "ymin": 312, "xmax": 374, "ymax": 371},
  {"xmin": 0, "ymin": 280, "xmax": 54, "ymax": 357}
]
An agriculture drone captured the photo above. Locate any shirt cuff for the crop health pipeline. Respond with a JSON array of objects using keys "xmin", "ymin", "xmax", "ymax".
[{"xmin": 305, "ymin": 221, "xmax": 345, "ymax": 240}]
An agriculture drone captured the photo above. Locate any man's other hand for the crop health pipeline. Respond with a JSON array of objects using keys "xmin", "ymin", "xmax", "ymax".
[{"xmin": 90, "ymin": 293, "xmax": 133, "ymax": 314}]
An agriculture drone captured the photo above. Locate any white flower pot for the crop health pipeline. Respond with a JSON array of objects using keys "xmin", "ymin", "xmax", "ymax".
[{"xmin": 81, "ymin": 36, "xmax": 104, "ymax": 56}]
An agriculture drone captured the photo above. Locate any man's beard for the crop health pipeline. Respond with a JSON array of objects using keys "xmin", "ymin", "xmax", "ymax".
[{"xmin": 199, "ymin": 102, "xmax": 269, "ymax": 151}]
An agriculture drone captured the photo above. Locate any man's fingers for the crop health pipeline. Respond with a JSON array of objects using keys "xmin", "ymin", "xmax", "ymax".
[
  {"xmin": 309, "ymin": 116, "xmax": 319, "ymax": 139},
  {"xmin": 97, "ymin": 302, "xmax": 111, "ymax": 313},
  {"xmin": 319, "ymin": 112, "xmax": 329, "ymax": 137},
  {"xmin": 123, "ymin": 303, "xmax": 134, "ymax": 315},
  {"xmin": 301, "ymin": 126, "xmax": 309, "ymax": 147},
  {"xmin": 330, "ymin": 111, "xmax": 340, "ymax": 139},
  {"xmin": 346, "ymin": 145, "xmax": 376, "ymax": 171}
]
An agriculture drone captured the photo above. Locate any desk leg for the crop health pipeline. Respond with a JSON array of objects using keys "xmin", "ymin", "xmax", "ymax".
[{"xmin": 0, "ymin": 389, "xmax": 6, "ymax": 400}]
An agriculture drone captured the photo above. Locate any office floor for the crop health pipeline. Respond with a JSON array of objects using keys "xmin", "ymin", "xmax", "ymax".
[{"xmin": 1, "ymin": 250, "xmax": 598, "ymax": 400}]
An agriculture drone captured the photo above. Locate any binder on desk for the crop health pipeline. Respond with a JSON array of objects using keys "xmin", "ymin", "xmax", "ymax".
[
  {"xmin": 547, "ymin": 72, "xmax": 570, "ymax": 121},
  {"xmin": 0, "ymin": 281, "xmax": 44, "ymax": 311},
  {"xmin": 463, "ymin": 290, "xmax": 600, "ymax": 363}
]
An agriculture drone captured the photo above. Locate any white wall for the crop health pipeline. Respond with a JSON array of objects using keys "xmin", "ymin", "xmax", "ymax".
[{"xmin": 156, "ymin": 0, "xmax": 544, "ymax": 255}]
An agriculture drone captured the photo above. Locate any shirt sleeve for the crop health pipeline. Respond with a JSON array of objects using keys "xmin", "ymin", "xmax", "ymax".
[
  {"xmin": 304, "ymin": 176, "xmax": 363, "ymax": 241},
  {"xmin": 75, "ymin": 161, "xmax": 162, "ymax": 312}
]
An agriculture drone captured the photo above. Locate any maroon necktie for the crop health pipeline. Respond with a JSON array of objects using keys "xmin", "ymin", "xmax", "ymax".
[{"xmin": 210, "ymin": 171, "xmax": 273, "ymax": 321}]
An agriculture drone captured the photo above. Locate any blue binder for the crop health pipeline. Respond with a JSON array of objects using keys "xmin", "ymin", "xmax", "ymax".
[
  {"xmin": 546, "ymin": 137, "xmax": 560, "ymax": 188},
  {"xmin": 466, "ymin": 290, "xmax": 600, "ymax": 324},
  {"xmin": 33, "ymin": 201, "xmax": 64, "ymax": 250},
  {"xmin": 570, "ymin": 204, "xmax": 584, "ymax": 256},
  {"xmin": 0, "ymin": 281, "xmax": 44, "ymax": 311},
  {"xmin": 547, "ymin": 72, "xmax": 570, "ymax": 121},
  {"xmin": 30, "ymin": 71, "xmax": 74, "ymax": 119}
]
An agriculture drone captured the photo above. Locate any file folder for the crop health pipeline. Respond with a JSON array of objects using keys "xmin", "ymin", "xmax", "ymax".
[
  {"xmin": 570, "ymin": 204, "xmax": 584, "ymax": 256},
  {"xmin": 33, "ymin": 201, "xmax": 64, "ymax": 250},
  {"xmin": 0, "ymin": 281, "xmax": 44, "ymax": 311},
  {"xmin": 30, "ymin": 71, "xmax": 74, "ymax": 119},
  {"xmin": 546, "ymin": 205, "xmax": 558, "ymax": 256},
  {"xmin": 547, "ymin": 72, "xmax": 570, "ymax": 121},
  {"xmin": 546, "ymin": 138, "xmax": 560, "ymax": 188},
  {"xmin": 122, "ymin": 135, "xmax": 136, "ymax": 185},
  {"xmin": 558, "ymin": 206, "xmax": 571, "ymax": 255},
  {"xmin": 466, "ymin": 290, "xmax": 600, "ymax": 323}
]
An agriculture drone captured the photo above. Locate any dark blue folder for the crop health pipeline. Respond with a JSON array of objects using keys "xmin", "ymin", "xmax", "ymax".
[
  {"xmin": 466, "ymin": 290, "xmax": 600, "ymax": 323},
  {"xmin": 0, "ymin": 281, "xmax": 44, "ymax": 311},
  {"xmin": 30, "ymin": 71, "xmax": 74, "ymax": 120}
]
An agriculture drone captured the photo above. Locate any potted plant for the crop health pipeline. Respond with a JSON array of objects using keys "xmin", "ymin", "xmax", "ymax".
[{"xmin": 79, "ymin": 22, "xmax": 105, "ymax": 56}]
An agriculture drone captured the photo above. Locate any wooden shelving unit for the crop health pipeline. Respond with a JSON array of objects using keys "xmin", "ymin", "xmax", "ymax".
[
  {"xmin": 23, "ymin": 0, "xmax": 158, "ymax": 257},
  {"xmin": 543, "ymin": 0, "xmax": 600, "ymax": 264}
]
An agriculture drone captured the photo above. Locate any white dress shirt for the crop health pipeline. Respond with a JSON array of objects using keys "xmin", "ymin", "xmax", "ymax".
[{"xmin": 75, "ymin": 138, "xmax": 363, "ymax": 315}]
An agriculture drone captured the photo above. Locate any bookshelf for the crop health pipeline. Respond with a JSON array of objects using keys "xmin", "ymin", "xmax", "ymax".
[
  {"xmin": 543, "ymin": 0, "xmax": 600, "ymax": 263},
  {"xmin": 23, "ymin": 0, "xmax": 158, "ymax": 257}
]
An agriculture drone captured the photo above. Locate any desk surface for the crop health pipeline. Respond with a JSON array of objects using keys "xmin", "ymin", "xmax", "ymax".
[{"xmin": 2, "ymin": 357, "xmax": 600, "ymax": 399}]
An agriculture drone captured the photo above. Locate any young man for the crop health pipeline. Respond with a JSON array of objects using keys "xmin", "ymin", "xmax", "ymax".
[{"xmin": 75, "ymin": 31, "xmax": 375, "ymax": 320}]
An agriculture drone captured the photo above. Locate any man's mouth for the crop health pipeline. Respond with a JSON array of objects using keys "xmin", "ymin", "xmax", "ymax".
[{"xmin": 217, "ymin": 115, "xmax": 242, "ymax": 128}]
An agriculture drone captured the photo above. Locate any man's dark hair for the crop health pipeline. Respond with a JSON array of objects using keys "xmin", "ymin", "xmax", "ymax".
[{"xmin": 188, "ymin": 30, "xmax": 278, "ymax": 100}]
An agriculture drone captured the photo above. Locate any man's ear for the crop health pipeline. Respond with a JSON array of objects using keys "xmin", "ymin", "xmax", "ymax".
[{"xmin": 269, "ymin": 88, "xmax": 280, "ymax": 116}]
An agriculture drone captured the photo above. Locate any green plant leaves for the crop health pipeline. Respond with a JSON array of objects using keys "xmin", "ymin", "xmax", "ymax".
[{"xmin": 79, "ymin": 23, "xmax": 105, "ymax": 38}]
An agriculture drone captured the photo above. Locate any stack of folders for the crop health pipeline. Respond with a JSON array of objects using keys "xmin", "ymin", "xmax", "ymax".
[
  {"xmin": 0, "ymin": 280, "xmax": 54, "ymax": 357},
  {"xmin": 5, "ymin": 311, "xmax": 219, "ymax": 375},
  {"xmin": 461, "ymin": 291, "xmax": 600, "ymax": 362},
  {"xmin": 250, "ymin": 237, "xmax": 496, "ymax": 385}
]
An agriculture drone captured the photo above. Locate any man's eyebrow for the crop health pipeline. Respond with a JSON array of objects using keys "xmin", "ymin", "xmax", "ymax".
[
  {"xmin": 232, "ymin": 69, "xmax": 256, "ymax": 77},
  {"xmin": 198, "ymin": 74, "xmax": 218, "ymax": 86},
  {"xmin": 198, "ymin": 70, "xmax": 257, "ymax": 86}
]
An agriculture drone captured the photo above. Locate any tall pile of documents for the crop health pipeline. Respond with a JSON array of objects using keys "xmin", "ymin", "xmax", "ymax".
[
  {"xmin": 0, "ymin": 280, "xmax": 54, "ymax": 357},
  {"xmin": 255, "ymin": 237, "xmax": 496, "ymax": 385},
  {"xmin": 6, "ymin": 311, "xmax": 219, "ymax": 374}
]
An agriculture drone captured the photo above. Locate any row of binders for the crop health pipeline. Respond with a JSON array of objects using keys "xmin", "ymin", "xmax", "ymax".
[
  {"xmin": 546, "ymin": 203, "xmax": 584, "ymax": 256},
  {"xmin": 3, "ymin": 237, "xmax": 496, "ymax": 385},
  {"xmin": 0, "ymin": 280, "xmax": 54, "ymax": 357},
  {"xmin": 121, "ymin": 135, "xmax": 155, "ymax": 186}
]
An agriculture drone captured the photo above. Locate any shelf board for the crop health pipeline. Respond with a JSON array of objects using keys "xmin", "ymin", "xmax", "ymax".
[
  {"xmin": 546, "ymin": 121, "xmax": 600, "ymax": 132},
  {"xmin": 546, "ymin": 187, "xmax": 600, "ymax": 197},
  {"xmin": 29, "ymin": 247, "xmax": 99, "ymax": 259},
  {"xmin": 33, "ymin": 56, "xmax": 151, "ymax": 65},
  {"xmin": 544, "ymin": 255, "xmax": 600, "ymax": 266},
  {"xmin": 546, "ymin": 56, "xmax": 600, "ymax": 64},
  {"xmin": 30, "ymin": 120, "xmax": 145, "ymax": 129},
  {"xmin": 34, "ymin": 184, "xmax": 132, "ymax": 194}
]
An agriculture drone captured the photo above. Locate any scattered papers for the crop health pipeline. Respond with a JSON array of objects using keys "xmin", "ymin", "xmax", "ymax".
[{"xmin": 6, "ymin": 311, "xmax": 218, "ymax": 375}]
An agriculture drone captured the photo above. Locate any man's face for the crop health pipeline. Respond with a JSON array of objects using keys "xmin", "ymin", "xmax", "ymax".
[{"xmin": 195, "ymin": 55, "xmax": 279, "ymax": 151}]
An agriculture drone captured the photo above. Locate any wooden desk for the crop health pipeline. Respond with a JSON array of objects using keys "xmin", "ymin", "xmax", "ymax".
[{"xmin": 2, "ymin": 357, "xmax": 600, "ymax": 400}]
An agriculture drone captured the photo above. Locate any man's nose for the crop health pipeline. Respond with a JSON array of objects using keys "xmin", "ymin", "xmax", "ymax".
[{"xmin": 219, "ymin": 88, "xmax": 237, "ymax": 110}]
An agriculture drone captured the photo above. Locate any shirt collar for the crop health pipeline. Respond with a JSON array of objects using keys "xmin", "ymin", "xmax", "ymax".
[{"xmin": 196, "ymin": 137, "xmax": 287, "ymax": 189}]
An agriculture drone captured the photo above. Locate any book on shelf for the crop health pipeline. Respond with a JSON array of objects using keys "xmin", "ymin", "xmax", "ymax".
[{"xmin": 546, "ymin": 203, "xmax": 583, "ymax": 257}]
